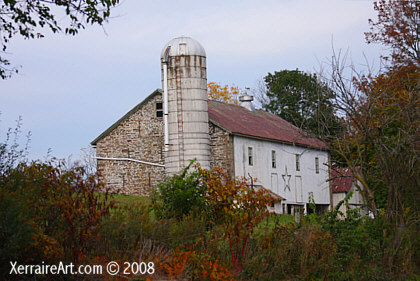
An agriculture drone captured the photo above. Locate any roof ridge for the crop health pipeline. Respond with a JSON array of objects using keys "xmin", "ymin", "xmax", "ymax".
[{"xmin": 91, "ymin": 89, "xmax": 162, "ymax": 145}]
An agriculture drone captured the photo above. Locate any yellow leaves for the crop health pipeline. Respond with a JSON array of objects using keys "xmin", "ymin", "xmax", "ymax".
[{"xmin": 208, "ymin": 82, "xmax": 240, "ymax": 104}]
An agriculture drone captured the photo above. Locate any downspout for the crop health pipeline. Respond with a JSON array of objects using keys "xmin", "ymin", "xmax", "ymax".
[
  {"xmin": 162, "ymin": 46, "xmax": 171, "ymax": 152},
  {"xmin": 94, "ymin": 156, "xmax": 165, "ymax": 167}
]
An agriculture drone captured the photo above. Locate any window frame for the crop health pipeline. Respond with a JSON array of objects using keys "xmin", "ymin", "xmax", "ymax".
[
  {"xmin": 296, "ymin": 154, "xmax": 300, "ymax": 171},
  {"xmin": 248, "ymin": 147, "xmax": 253, "ymax": 166},
  {"xmin": 155, "ymin": 101, "xmax": 163, "ymax": 118},
  {"xmin": 271, "ymin": 150, "xmax": 276, "ymax": 168}
]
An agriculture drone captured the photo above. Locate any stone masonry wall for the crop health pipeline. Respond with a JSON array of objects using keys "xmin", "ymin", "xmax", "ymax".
[
  {"xmin": 96, "ymin": 94, "xmax": 165, "ymax": 196},
  {"xmin": 209, "ymin": 123, "xmax": 234, "ymax": 178},
  {"xmin": 95, "ymin": 94, "xmax": 235, "ymax": 195}
]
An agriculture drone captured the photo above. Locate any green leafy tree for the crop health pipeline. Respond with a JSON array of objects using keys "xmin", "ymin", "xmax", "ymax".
[
  {"xmin": 0, "ymin": 0, "xmax": 120, "ymax": 79},
  {"xmin": 262, "ymin": 69, "xmax": 341, "ymax": 139}
]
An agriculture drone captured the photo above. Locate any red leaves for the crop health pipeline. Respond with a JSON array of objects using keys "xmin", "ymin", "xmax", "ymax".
[
  {"xmin": 4, "ymin": 161, "xmax": 113, "ymax": 264},
  {"xmin": 365, "ymin": 0, "xmax": 419, "ymax": 65}
]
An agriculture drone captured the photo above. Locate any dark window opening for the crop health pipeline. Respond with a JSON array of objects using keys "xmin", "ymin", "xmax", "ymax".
[
  {"xmin": 272, "ymin": 150, "xmax": 276, "ymax": 168},
  {"xmin": 296, "ymin": 154, "xmax": 300, "ymax": 171},
  {"xmin": 248, "ymin": 147, "xmax": 253, "ymax": 166},
  {"xmin": 156, "ymin": 102, "xmax": 163, "ymax": 118}
]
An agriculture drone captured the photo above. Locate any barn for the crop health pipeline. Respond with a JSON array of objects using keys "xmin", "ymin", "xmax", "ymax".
[{"xmin": 91, "ymin": 36, "xmax": 331, "ymax": 215}]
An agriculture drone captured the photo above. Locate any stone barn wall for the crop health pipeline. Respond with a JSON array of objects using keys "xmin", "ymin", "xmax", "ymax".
[
  {"xmin": 94, "ymin": 91, "xmax": 236, "ymax": 195},
  {"xmin": 209, "ymin": 123, "xmax": 234, "ymax": 178},
  {"xmin": 95, "ymin": 93, "xmax": 165, "ymax": 195}
]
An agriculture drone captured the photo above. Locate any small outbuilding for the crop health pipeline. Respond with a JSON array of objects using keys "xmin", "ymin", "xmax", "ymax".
[{"xmin": 331, "ymin": 167, "xmax": 367, "ymax": 217}]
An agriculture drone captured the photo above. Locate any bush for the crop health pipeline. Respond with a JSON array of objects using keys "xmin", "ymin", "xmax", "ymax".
[
  {"xmin": 0, "ymin": 161, "xmax": 113, "ymax": 278},
  {"xmin": 241, "ymin": 222, "xmax": 336, "ymax": 280},
  {"xmin": 157, "ymin": 248, "xmax": 234, "ymax": 281},
  {"xmin": 151, "ymin": 161, "xmax": 206, "ymax": 220},
  {"xmin": 98, "ymin": 202, "xmax": 153, "ymax": 255}
]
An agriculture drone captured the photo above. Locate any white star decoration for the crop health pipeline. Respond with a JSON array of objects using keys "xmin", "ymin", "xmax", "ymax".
[{"xmin": 282, "ymin": 166, "xmax": 291, "ymax": 192}]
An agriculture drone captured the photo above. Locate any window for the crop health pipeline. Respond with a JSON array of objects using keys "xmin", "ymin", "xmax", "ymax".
[
  {"xmin": 271, "ymin": 150, "xmax": 276, "ymax": 168},
  {"xmin": 248, "ymin": 147, "xmax": 253, "ymax": 166},
  {"xmin": 155, "ymin": 102, "xmax": 163, "ymax": 118},
  {"xmin": 315, "ymin": 157, "xmax": 319, "ymax": 174},
  {"xmin": 295, "ymin": 154, "xmax": 300, "ymax": 171}
]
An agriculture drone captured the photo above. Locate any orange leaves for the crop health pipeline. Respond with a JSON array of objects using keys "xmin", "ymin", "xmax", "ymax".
[
  {"xmin": 352, "ymin": 64, "xmax": 419, "ymax": 135},
  {"xmin": 161, "ymin": 250, "xmax": 190, "ymax": 278},
  {"xmin": 208, "ymin": 82, "xmax": 240, "ymax": 104},
  {"xmin": 159, "ymin": 249, "xmax": 234, "ymax": 280}
]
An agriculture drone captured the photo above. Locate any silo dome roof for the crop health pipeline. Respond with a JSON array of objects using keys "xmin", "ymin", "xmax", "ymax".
[{"xmin": 161, "ymin": 36, "xmax": 206, "ymax": 60}]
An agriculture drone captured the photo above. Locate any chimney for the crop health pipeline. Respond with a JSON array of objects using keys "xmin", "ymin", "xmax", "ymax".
[{"xmin": 239, "ymin": 90, "xmax": 256, "ymax": 111}]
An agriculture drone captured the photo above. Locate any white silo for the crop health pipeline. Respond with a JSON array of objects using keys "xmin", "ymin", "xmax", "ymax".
[{"xmin": 161, "ymin": 36, "xmax": 210, "ymax": 175}]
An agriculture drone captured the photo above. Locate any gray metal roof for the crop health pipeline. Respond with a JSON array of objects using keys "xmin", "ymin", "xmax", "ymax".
[{"xmin": 160, "ymin": 36, "xmax": 206, "ymax": 59}]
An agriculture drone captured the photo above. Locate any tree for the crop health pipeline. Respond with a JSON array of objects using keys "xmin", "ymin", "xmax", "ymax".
[
  {"xmin": 324, "ymin": 53, "xmax": 419, "ymax": 276},
  {"xmin": 262, "ymin": 69, "xmax": 341, "ymax": 138},
  {"xmin": 0, "ymin": 0, "xmax": 120, "ymax": 79},
  {"xmin": 207, "ymin": 82, "xmax": 240, "ymax": 104},
  {"xmin": 325, "ymin": 0, "xmax": 420, "ymax": 219},
  {"xmin": 0, "ymin": 116, "xmax": 30, "ymax": 176},
  {"xmin": 319, "ymin": 0, "xmax": 419, "ymax": 274},
  {"xmin": 365, "ymin": 0, "xmax": 419, "ymax": 66}
]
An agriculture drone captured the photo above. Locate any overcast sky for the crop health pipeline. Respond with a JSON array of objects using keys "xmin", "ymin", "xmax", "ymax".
[{"xmin": 1, "ymin": 0, "xmax": 384, "ymax": 162}]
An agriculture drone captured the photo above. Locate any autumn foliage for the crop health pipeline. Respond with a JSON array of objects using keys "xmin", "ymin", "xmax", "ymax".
[
  {"xmin": 159, "ymin": 248, "xmax": 234, "ymax": 280},
  {"xmin": 198, "ymin": 166, "xmax": 280, "ymax": 273},
  {"xmin": 321, "ymin": 1, "xmax": 420, "ymax": 277},
  {"xmin": 208, "ymin": 82, "xmax": 240, "ymax": 104},
  {"xmin": 0, "ymin": 161, "xmax": 113, "ymax": 276},
  {"xmin": 365, "ymin": 0, "xmax": 419, "ymax": 65},
  {"xmin": 1, "ymin": 1, "xmax": 419, "ymax": 280}
]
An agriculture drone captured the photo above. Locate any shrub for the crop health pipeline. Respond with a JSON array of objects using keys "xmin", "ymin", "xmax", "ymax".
[
  {"xmin": 199, "ymin": 166, "xmax": 280, "ymax": 273},
  {"xmin": 0, "ymin": 161, "xmax": 113, "ymax": 278},
  {"xmin": 242, "ymin": 222, "xmax": 336, "ymax": 280},
  {"xmin": 98, "ymin": 202, "xmax": 153, "ymax": 255},
  {"xmin": 151, "ymin": 161, "xmax": 206, "ymax": 220},
  {"xmin": 158, "ymin": 248, "xmax": 234, "ymax": 281}
]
